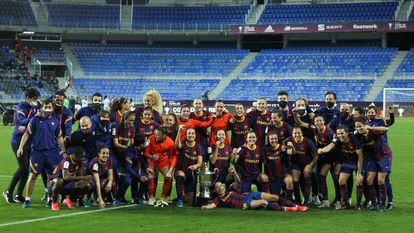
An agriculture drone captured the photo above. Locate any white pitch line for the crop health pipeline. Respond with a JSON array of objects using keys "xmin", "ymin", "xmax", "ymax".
[
  {"xmin": 0, "ymin": 204, "xmax": 136, "ymax": 228},
  {"xmin": 0, "ymin": 175, "xmax": 12, "ymax": 178}
]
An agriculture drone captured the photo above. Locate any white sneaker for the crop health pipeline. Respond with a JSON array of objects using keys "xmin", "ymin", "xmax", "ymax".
[
  {"xmin": 148, "ymin": 198, "xmax": 156, "ymax": 206},
  {"xmin": 313, "ymin": 195, "xmax": 321, "ymax": 206},
  {"xmin": 334, "ymin": 201, "xmax": 342, "ymax": 210},
  {"xmin": 318, "ymin": 200, "xmax": 330, "ymax": 208}
]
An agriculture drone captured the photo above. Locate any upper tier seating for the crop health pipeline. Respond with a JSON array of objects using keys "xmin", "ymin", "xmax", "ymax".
[
  {"xmin": 0, "ymin": 0, "xmax": 36, "ymax": 26},
  {"xmin": 259, "ymin": 2, "xmax": 398, "ymax": 24},
  {"xmin": 132, "ymin": 5, "xmax": 250, "ymax": 29},
  {"xmin": 72, "ymin": 47, "xmax": 248, "ymax": 76},
  {"xmin": 46, "ymin": 3, "xmax": 120, "ymax": 28}
]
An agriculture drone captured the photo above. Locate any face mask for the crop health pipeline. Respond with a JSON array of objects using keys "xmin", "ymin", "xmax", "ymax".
[
  {"xmin": 29, "ymin": 101, "xmax": 38, "ymax": 107},
  {"xmin": 326, "ymin": 102, "xmax": 335, "ymax": 108},
  {"xmin": 278, "ymin": 101, "xmax": 287, "ymax": 108},
  {"xmin": 367, "ymin": 115, "xmax": 375, "ymax": 121},
  {"xmin": 92, "ymin": 103, "xmax": 101, "ymax": 110},
  {"xmin": 298, "ymin": 108, "xmax": 306, "ymax": 116},
  {"xmin": 42, "ymin": 110, "xmax": 53, "ymax": 118},
  {"xmin": 101, "ymin": 120, "xmax": 109, "ymax": 125},
  {"xmin": 340, "ymin": 112, "xmax": 349, "ymax": 120}
]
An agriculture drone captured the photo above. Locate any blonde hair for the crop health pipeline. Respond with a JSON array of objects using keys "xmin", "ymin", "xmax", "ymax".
[{"xmin": 143, "ymin": 89, "xmax": 163, "ymax": 113}]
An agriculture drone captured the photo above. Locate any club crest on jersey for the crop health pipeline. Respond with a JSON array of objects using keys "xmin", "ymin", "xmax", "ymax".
[
  {"xmin": 34, "ymin": 163, "xmax": 38, "ymax": 167},
  {"xmin": 51, "ymin": 122, "xmax": 55, "ymax": 126}
]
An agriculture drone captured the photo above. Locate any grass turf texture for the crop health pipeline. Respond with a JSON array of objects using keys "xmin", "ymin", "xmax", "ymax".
[{"xmin": 0, "ymin": 118, "xmax": 413, "ymax": 233}]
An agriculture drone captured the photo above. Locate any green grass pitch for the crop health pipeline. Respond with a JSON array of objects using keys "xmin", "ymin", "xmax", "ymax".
[{"xmin": 0, "ymin": 118, "xmax": 413, "ymax": 233}]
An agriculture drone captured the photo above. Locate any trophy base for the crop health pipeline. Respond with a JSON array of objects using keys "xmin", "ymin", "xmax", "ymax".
[{"xmin": 194, "ymin": 197, "xmax": 211, "ymax": 207}]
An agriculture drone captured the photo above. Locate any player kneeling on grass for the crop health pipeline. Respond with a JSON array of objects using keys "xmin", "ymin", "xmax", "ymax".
[
  {"xmin": 50, "ymin": 147, "xmax": 93, "ymax": 210},
  {"xmin": 201, "ymin": 168, "xmax": 307, "ymax": 212},
  {"xmin": 88, "ymin": 145, "xmax": 114, "ymax": 209}
]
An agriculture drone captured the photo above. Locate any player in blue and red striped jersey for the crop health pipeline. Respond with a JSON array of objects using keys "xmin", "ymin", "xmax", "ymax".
[
  {"xmin": 294, "ymin": 114, "xmax": 338, "ymax": 207},
  {"xmin": 248, "ymin": 98, "xmax": 271, "ymax": 148},
  {"xmin": 210, "ymin": 130, "xmax": 235, "ymax": 185},
  {"xmin": 88, "ymin": 145, "xmax": 114, "ymax": 209},
  {"xmin": 135, "ymin": 106, "xmax": 160, "ymax": 138},
  {"xmin": 366, "ymin": 105, "xmax": 395, "ymax": 210},
  {"xmin": 17, "ymin": 99, "xmax": 67, "ymax": 209},
  {"xmin": 264, "ymin": 131, "xmax": 293, "ymax": 200},
  {"xmin": 134, "ymin": 90, "xmax": 164, "ymax": 126},
  {"xmin": 285, "ymin": 127, "xmax": 318, "ymax": 206},
  {"xmin": 110, "ymin": 97, "xmax": 131, "ymax": 124},
  {"xmin": 318, "ymin": 125, "xmax": 364, "ymax": 210},
  {"xmin": 112, "ymin": 111, "xmax": 136, "ymax": 205},
  {"xmin": 229, "ymin": 103, "xmax": 250, "ymax": 149},
  {"xmin": 50, "ymin": 147, "xmax": 93, "ymax": 210},
  {"xmin": 4, "ymin": 87, "xmax": 40, "ymax": 204},
  {"xmin": 190, "ymin": 98, "xmax": 213, "ymax": 160},
  {"xmin": 267, "ymin": 110, "xmax": 293, "ymax": 145},
  {"xmin": 124, "ymin": 133, "xmax": 149, "ymax": 205},
  {"xmin": 354, "ymin": 118, "xmax": 391, "ymax": 212},
  {"xmin": 174, "ymin": 127, "xmax": 203, "ymax": 207},
  {"xmin": 201, "ymin": 168, "xmax": 306, "ymax": 212},
  {"xmin": 234, "ymin": 131, "xmax": 269, "ymax": 193}
]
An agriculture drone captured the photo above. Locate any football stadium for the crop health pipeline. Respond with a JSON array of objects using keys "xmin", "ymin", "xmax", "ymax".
[{"xmin": 0, "ymin": 0, "xmax": 414, "ymax": 232}]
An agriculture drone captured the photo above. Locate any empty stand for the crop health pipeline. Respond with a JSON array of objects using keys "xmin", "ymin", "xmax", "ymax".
[
  {"xmin": 132, "ymin": 5, "xmax": 250, "ymax": 29},
  {"xmin": 241, "ymin": 48, "xmax": 397, "ymax": 77},
  {"xmin": 259, "ymin": 2, "xmax": 398, "ymax": 24},
  {"xmin": 0, "ymin": 0, "xmax": 36, "ymax": 26},
  {"xmin": 218, "ymin": 79, "xmax": 374, "ymax": 101}
]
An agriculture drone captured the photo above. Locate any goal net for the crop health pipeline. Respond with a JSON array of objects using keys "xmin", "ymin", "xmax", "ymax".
[{"xmin": 383, "ymin": 88, "xmax": 414, "ymax": 118}]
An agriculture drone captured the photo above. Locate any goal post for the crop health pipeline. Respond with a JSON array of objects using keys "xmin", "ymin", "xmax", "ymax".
[{"xmin": 383, "ymin": 88, "xmax": 414, "ymax": 118}]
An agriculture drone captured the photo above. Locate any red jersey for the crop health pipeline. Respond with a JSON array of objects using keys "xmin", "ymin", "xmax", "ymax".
[
  {"xmin": 144, "ymin": 134, "xmax": 177, "ymax": 168},
  {"xmin": 210, "ymin": 112, "xmax": 233, "ymax": 145},
  {"xmin": 178, "ymin": 117, "xmax": 212, "ymax": 142}
]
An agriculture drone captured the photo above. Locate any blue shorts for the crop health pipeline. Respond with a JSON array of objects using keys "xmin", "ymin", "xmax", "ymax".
[
  {"xmin": 366, "ymin": 157, "xmax": 391, "ymax": 173},
  {"xmin": 340, "ymin": 163, "xmax": 357, "ymax": 175},
  {"xmin": 29, "ymin": 149, "xmax": 62, "ymax": 174},
  {"xmin": 290, "ymin": 163, "xmax": 305, "ymax": 172},
  {"xmin": 244, "ymin": 192, "xmax": 262, "ymax": 207}
]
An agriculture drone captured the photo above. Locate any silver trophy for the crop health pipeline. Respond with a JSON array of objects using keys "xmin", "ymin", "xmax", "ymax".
[{"xmin": 198, "ymin": 162, "xmax": 217, "ymax": 199}]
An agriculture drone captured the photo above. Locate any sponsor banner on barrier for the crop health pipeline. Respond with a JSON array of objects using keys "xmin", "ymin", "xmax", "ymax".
[{"xmin": 230, "ymin": 21, "xmax": 414, "ymax": 34}]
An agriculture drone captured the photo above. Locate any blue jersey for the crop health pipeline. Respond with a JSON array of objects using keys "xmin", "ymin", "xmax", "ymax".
[
  {"xmin": 329, "ymin": 116, "xmax": 354, "ymax": 132},
  {"xmin": 313, "ymin": 126, "xmax": 335, "ymax": 148},
  {"xmin": 237, "ymin": 145, "xmax": 264, "ymax": 179},
  {"xmin": 264, "ymin": 144, "xmax": 289, "ymax": 180},
  {"xmin": 210, "ymin": 144, "xmax": 232, "ymax": 173},
  {"xmin": 178, "ymin": 142, "xmax": 201, "ymax": 171},
  {"xmin": 355, "ymin": 129, "xmax": 392, "ymax": 161},
  {"xmin": 70, "ymin": 129, "xmax": 97, "ymax": 161},
  {"xmin": 75, "ymin": 106, "xmax": 100, "ymax": 121},
  {"xmin": 27, "ymin": 115, "xmax": 61, "ymax": 151},
  {"xmin": 315, "ymin": 106, "xmax": 340, "ymax": 124},
  {"xmin": 91, "ymin": 114, "xmax": 115, "ymax": 148},
  {"xmin": 247, "ymin": 110, "xmax": 271, "ymax": 147},
  {"xmin": 335, "ymin": 135, "xmax": 362, "ymax": 165},
  {"xmin": 267, "ymin": 121, "xmax": 293, "ymax": 144},
  {"xmin": 53, "ymin": 106, "xmax": 73, "ymax": 137},
  {"xmin": 11, "ymin": 101, "xmax": 39, "ymax": 144},
  {"xmin": 286, "ymin": 136, "xmax": 317, "ymax": 168}
]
